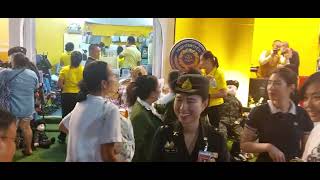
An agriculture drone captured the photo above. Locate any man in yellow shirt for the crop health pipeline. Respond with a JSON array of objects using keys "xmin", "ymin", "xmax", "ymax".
[
  {"xmin": 60, "ymin": 42, "xmax": 74, "ymax": 67},
  {"xmin": 58, "ymin": 51, "xmax": 84, "ymax": 144},
  {"xmin": 257, "ymin": 40, "xmax": 287, "ymax": 78},
  {"xmin": 119, "ymin": 36, "xmax": 141, "ymax": 69},
  {"xmin": 199, "ymin": 51, "xmax": 227, "ymax": 130}
]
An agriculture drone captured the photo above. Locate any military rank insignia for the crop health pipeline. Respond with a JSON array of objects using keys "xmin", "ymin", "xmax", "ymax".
[
  {"xmin": 181, "ymin": 78, "xmax": 192, "ymax": 90},
  {"xmin": 164, "ymin": 141, "xmax": 177, "ymax": 153}
]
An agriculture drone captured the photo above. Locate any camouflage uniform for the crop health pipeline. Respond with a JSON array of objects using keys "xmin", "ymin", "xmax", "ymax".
[{"xmin": 219, "ymin": 94, "xmax": 243, "ymax": 142}]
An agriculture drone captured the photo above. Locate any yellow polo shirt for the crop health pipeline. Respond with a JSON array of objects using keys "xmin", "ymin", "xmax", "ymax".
[
  {"xmin": 59, "ymin": 65, "xmax": 84, "ymax": 93},
  {"xmin": 60, "ymin": 51, "xmax": 72, "ymax": 66},
  {"xmin": 120, "ymin": 45, "xmax": 141, "ymax": 68},
  {"xmin": 201, "ymin": 67, "xmax": 227, "ymax": 107}
]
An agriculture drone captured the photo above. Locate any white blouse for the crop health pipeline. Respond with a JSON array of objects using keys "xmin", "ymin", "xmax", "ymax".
[{"xmin": 302, "ymin": 122, "xmax": 320, "ymax": 162}]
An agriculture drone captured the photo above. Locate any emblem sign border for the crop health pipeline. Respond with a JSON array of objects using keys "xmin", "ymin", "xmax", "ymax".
[{"xmin": 170, "ymin": 38, "xmax": 206, "ymax": 72}]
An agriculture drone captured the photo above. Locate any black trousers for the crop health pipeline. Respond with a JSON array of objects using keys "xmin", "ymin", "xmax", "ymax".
[
  {"xmin": 61, "ymin": 93, "xmax": 78, "ymax": 118},
  {"xmin": 207, "ymin": 105, "xmax": 222, "ymax": 130},
  {"xmin": 60, "ymin": 93, "xmax": 78, "ymax": 139}
]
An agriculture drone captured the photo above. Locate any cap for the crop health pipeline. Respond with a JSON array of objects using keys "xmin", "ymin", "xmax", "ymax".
[
  {"xmin": 174, "ymin": 74, "xmax": 209, "ymax": 96},
  {"xmin": 226, "ymin": 80, "xmax": 239, "ymax": 89}
]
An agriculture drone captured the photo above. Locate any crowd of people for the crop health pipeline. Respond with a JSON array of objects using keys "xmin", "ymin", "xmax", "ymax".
[{"xmin": 1, "ymin": 41, "xmax": 320, "ymax": 162}]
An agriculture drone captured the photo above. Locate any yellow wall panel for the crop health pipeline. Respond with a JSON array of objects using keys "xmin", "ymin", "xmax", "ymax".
[
  {"xmin": 0, "ymin": 18, "xmax": 9, "ymax": 61},
  {"xmin": 36, "ymin": 18, "xmax": 69, "ymax": 66},
  {"xmin": 175, "ymin": 18, "xmax": 254, "ymax": 105},
  {"xmin": 251, "ymin": 18, "xmax": 320, "ymax": 76},
  {"xmin": 175, "ymin": 18, "xmax": 320, "ymax": 105}
]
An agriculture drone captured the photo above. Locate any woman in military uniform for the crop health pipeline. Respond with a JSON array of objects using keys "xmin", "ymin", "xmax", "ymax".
[
  {"xmin": 128, "ymin": 75, "xmax": 163, "ymax": 162},
  {"xmin": 150, "ymin": 74, "xmax": 230, "ymax": 162},
  {"xmin": 241, "ymin": 67, "xmax": 313, "ymax": 162}
]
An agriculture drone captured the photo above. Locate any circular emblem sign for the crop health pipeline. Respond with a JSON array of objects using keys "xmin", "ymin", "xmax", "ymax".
[{"xmin": 170, "ymin": 38, "xmax": 206, "ymax": 72}]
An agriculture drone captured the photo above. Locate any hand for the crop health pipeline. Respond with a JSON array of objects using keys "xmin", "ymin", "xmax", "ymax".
[
  {"xmin": 267, "ymin": 144, "xmax": 286, "ymax": 162},
  {"xmin": 207, "ymin": 75, "xmax": 214, "ymax": 80},
  {"xmin": 277, "ymin": 64, "xmax": 284, "ymax": 68}
]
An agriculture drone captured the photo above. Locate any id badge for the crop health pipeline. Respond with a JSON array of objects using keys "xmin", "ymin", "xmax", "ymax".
[
  {"xmin": 197, "ymin": 151, "xmax": 218, "ymax": 162},
  {"xmin": 210, "ymin": 78, "xmax": 217, "ymax": 88}
]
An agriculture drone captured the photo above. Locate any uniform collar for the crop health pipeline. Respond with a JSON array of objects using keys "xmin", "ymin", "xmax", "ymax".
[
  {"xmin": 172, "ymin": 121, "xmax": 209, "ymax": 152},
  {"xmin": 137, "ymin": 97, "xmax": 152, "ymax": 111},
  {"xmin": 172, "ymin": 120, "xmax": 206, "ymax": 139},
  {"xmin": 267, "ymin": 100, "xmax": 296, "ymax": 115},
  {"xmin": 137, "ymin": 97, "xmax": 163, "ymax": 121}
]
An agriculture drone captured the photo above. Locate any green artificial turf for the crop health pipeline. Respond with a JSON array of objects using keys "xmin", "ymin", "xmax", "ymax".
[
  {"xmin": 13, "ymin": 115, "xmax": 67, "ymax": 162},
  {"xmin": 13, "ymin": 132, "xmax": 66, "ymax": 162}
]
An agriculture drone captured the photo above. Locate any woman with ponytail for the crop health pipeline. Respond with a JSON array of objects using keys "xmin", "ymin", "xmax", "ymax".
[
  {"xmin": 58, "ymin": 61, "xmax": 122, "ymax": 162},
  {"xmin": 57, "ymin": 51, "xmax": 84, "ymax": 144},
  {"xmin": 123, "ymin": 66, "xmax": 147, "ymax": 115},
  {"xmin": 128, "ymin": 75, "xmax": 163, "ymax": 162}
]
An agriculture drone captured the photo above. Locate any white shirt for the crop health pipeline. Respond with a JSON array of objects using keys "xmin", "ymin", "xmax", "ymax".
[
  {"xmin": 137, "ymin": 97, "xmax": 163, "ymax": 121},
  {"xmin": 302, "ymin": 122, "xmax": 320, "ymax": 162},
  {"xmin": 61, "ymin": 94, "xmax": 122, "ymax": 162},
  {"xmin": 267, "ymin": 100, "xmax": 296, "ymax": 115},
  {"xmin": 156, "ymin": 92, "xmax": 175, "ymax": 105}
]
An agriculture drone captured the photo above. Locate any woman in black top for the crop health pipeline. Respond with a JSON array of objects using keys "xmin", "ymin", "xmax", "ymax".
[
  {"xmin": 150, "ymin": 74, "xmax": 230, "ymax": 162},
  {"xmin": 241, "ymin": 67, "xmax": 313, "ymax": 162}
]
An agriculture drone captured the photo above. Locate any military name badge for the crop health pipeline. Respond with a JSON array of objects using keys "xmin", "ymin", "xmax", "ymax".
[
  {"xmin": 197, "ymin": 151, "xmax": 218, "ymax": 162},
  {"xmin": 164, "ymin": 141, "xmax": 177, "ymax": 153}
]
